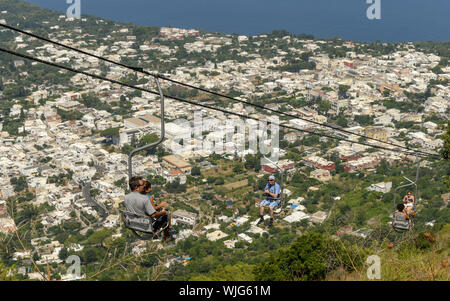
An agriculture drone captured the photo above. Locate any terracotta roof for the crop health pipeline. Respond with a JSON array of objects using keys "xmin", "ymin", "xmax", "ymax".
[
  {"xmin": 162, "ymin": 155, "xmax": 191, "ymax": 169},
  {"xmin": 170, "ymin": 169, "xmax": 181, "ymax": 175}
]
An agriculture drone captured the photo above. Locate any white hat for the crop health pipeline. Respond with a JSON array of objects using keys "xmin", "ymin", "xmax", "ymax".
[{"xmin": 268, "ymin": 175, "xmax": 275, "ymax": 180}]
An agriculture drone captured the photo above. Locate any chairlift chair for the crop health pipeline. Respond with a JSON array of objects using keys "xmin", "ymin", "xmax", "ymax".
[
  {"xmin": 391, "ymin": 158, "xmax": 420, "ymax": 232},
  {"xmin": 120, "ymin": 209, "xmax": 169, "ymax": 240},
  {"xmin": 392, "ymin": 210, "xmax": 412, "ymax": 232},
  {"xmin": 120, "ymin": 77, "xmax": 167, "ymax": 240}
]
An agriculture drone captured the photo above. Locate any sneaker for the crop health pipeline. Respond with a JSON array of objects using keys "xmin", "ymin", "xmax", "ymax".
[
  {"xmin": 256, "ymin": 217, "xmax": 264, "ymax": 225},
  {"xmin": 269, "ymin": 219, "xmax": 273, "ymax": 227}
]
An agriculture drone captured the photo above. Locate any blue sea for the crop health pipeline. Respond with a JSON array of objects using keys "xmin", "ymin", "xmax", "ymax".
[{"xmin": 22, "ymin": 0, "xmax": 450, "ymax": 42}]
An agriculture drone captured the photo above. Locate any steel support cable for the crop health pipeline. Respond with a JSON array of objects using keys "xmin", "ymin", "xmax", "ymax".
[
  {"xmin": 0, "ymin": 46, "xmax": 439, "ymax": 159},
  {"xmin": 0, "ymin": 23, "xmax": 435, "ymax": 158}
]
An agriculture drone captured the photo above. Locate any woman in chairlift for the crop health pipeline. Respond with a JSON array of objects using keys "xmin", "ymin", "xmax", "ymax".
[{"xmin": 402, "ymin": 191, "xmax": 416, "ymax": 216}]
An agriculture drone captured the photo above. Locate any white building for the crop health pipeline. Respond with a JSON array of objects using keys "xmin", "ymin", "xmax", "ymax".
[
  {"xmin": 223, "ymin": 239, "xmax": 238, "ymax": 249},
  {"xmin": 238, "ymin": 233, "xmax": 253, "ymax": 244},
  {"xmin": 283, "ymin": 211, "xmax": 310, "ymax": 223},
  {"xmin": 103, "ymin": 214, "xmax": 120, "ymax": 228},
  {"xmin": 206, "ymin": 230, "xmax": 228, "ymax": 241},
  {"xmin": 367, "ymin": 182, "xmax": 392, "ymax": 193},
  {"xmin": 309, "ymin": 211, "xmax": 328, "ymax": 224},
  {"xmin": 172, "ymin": 210, "xmax": 198, "ymax": 226}
]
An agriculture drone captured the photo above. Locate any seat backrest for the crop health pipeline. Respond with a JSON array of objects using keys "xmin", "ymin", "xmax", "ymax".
[
  {"xmin": 392, "ymin": 212, "xmax": 410, "ymax": 230},
  {"xmin": 120, "ymin": 210, "xmax": 154, "ymax": 233}
]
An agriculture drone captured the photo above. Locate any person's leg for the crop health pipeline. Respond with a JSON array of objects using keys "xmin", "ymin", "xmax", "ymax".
[
  {"xmin": 269, "ymin": 204, "xmax": 276, "ymax": 225},
  {"xmin": 406, "ymin": 205, "xmax": 412, "ymax": 214},
  {"xmin": 257, "ymin": 206, "xmax": 264, "ymax": 225},
  {"xmin": 259, "ymin": 199, "xmax": 269, "ymax": 218},
  {"xmin": 269, "ymin": 200, "xmax": 279, "ymax": 226},
  {"xmin": 152, "ymin": 217, "xmax": 163, "ymax": 236},
  {"xmin": 408, "ymin": 205, "xmax": 416, "ymax": 217},
  {"xmin": 160, "ymin": 214, "xmax": 172, "ymax": 240},
  {"xmin": 257, "ymin": 201, "xmax": 267, "ymax": 225}
]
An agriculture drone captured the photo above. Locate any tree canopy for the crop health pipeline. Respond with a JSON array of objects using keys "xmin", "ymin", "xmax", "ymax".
[{"xmin": 253, "ymin": 233, "xmax": 366, "ymax": 281}]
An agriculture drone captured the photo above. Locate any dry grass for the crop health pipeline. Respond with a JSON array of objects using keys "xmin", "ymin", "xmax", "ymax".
[
  {"xmin": 380, "ymin": 249, "xmax": 449, "ymax": 280},
  {"xmin": 327, "ymin": 226, "xmax": 450, "ymax": 281},
  {"xmin": 202, "ymin": 164, "xmax": 233, "ymax": 177},
  {"xmin": 223, "ymin": 179, "xmax": 248, "ymax": 190}
]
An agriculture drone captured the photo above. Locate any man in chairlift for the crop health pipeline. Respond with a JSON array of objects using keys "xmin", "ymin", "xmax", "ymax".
[
  {"xmin": 257, "ymin": 175, "xmax": 281, "ymax": 227},
  {"xmin": 124, "ymin": 176, "xmax": 173, "ymax": 242},
  {"xmin": 124, "ymin": 176, "xmax": 156, "ymax": 218}
]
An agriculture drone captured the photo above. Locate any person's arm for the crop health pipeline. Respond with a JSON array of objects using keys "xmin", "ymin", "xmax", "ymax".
[
  {"xmin": 151, "ymin": 209, "xmax": 167, "ymax": 218},
  {"xmin": 149, "ymin": 196, "xmax": 157, "ymax": 209},
  {"xmin": 155, "ymin": 201, "xmax": 167, "ymax": 211},
  {"xmin": 149, "ymin": 195, "xmax": 167, "ymax": 211},
  {"xmin": 265, "ymin": 185, "xmax": 276, "ymax": 197},
  {"xmin": 268, "ymin": 184, "xmax": 280, "ymax": 198},
  {"xmin": 144, "ymin": 199, "xmax": 156, "ymax": 217},
  {"xmin": 402, "ymin": 210, "xmax": 409, "ymax": 220}
]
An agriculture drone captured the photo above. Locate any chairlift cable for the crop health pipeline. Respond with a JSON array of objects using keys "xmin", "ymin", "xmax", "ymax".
[
  {"xmin": 0, "ymin": 23, "xmax": 436, "ymax": 158},
  {"xmin": 0, "ymin": 46, "xmax": 440, "ymax": 160}
]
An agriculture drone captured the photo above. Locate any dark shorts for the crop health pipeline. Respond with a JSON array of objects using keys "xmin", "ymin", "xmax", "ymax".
[{"xmin": 153, "ymin": 211, "xmax": 169, "ymax": 231}]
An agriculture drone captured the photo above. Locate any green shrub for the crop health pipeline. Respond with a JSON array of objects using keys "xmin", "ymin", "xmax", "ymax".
[{"xmin": 253, "ymin": 233, "xmax": 366, "ymax": 281}]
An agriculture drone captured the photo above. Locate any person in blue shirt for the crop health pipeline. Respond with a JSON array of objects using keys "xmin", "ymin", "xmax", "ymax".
[
  {"xmin": 257, "ymin": 175, "xmax": 281, "ymax": 227},
  {"xmin": 140, "ymin": 180, "xmax": 174, "ymax": 242}
]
